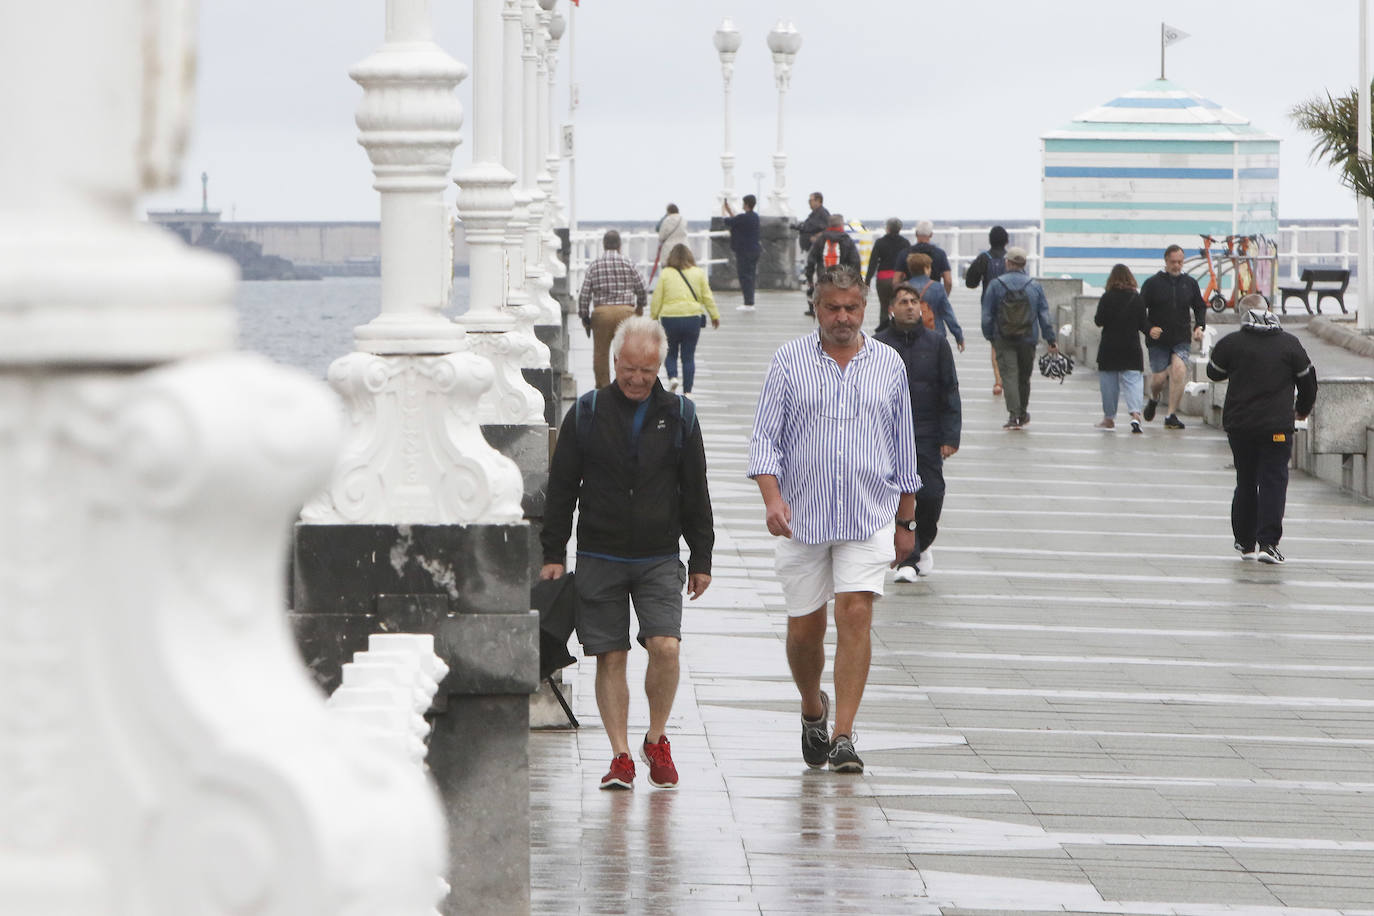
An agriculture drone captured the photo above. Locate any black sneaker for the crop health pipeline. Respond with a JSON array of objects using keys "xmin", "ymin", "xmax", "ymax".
[
  {"xmin": 1130, "ymin": 418, "xmax": 1143, "ymax": 434},
  {"xmin": 1019, "ymin": 413, "xmax": 1030, "ymax": 427},
  {"xmin": 1002, "ymin": 414, "xmax": 1022, "ymax": 430},
  {"xmin": 1257, "ymin": 544, "xmax": 1285, "ymax": 565},
  {"xmin": 1164, "ymin": 414, "xmax": 1185, "ymax": 429},
  {"xmin": 1143, "ymin": 398, "xmax": 1158, "ymax": 421},
  {"xmin": 828, "ymin": 733, "xmax": 864, "ymax": 774},
  {"xmin": 801, "ymin": 691, "xmax": 830, "ymax": 769},
  {"xmin": 1234, "ymin": 541, "xmax": 1257, "ymax": 560}
]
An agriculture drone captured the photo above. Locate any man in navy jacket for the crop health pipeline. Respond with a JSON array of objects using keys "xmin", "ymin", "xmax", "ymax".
[
  {"xmin": 722, "ymin": 194, "xmax": 762, "ymax": 310},
  {"xmin": 876, "ymin": 283, "xmax": 962, "ymax": 580}
]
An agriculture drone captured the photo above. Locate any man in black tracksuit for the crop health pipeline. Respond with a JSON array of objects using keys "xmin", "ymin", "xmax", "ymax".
[
  {"xmin": 875, "ymin": 283, "xmax": 962, "ymax": 581},
  {"xmin": 1140, "ymin": 244, "xmax": 1208, "ymax": 429},
  {"xmin": 1206, "ymin": 303, "xmax": 1317, "ymax": 565},
  {"xmin": 864, "ymin": 217, "xmax": 909, "ymax": 329},
  {"xmin": 540, "ymin": 318, "xmax": 714, "ymax": 790}
]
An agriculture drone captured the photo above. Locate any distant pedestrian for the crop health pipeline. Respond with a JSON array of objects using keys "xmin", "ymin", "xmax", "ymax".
[
  {"xmin": 804, "ymin": 213, "xmax": 861, "ymax": 315},
  {"xmin": 981, "ymin": 246, "xmax": 1058, "ymax": 430},
  {"xmin": 964, "ymin": 225, "xmax": 1011, "ymax": 398},
  {"xmin": 795, "ymin": 191, "xmax": 830, "ymax": 256},
  {"xmin": 722, "ymin": 194, "xmax": 762, "ymax": 312},
  {"xmin": 650, "ymin": 244, "xmax": 720, "ymax": 395},
  {"xmin": 865, "ymin": 217, "xmax": 909, "ymax": 329},
  {"xmin": 1140, "ymin": 244, "xmax": 1207, "ymax": 430},
  {"xmin": 578, "ymin": 229, "xmax": 647, "ymax": 388},
  {"xmin": 1206, "ymin": 298, "xmax": 1317, "ymax": 565},
  {"xmin": 652, "ymin": 203, "xmax": 688, "ymax": 285},
  {"xmin": 541, "ymin": 316, "xmax": 715, "ymax": 790},
  {"xmin": 1093, "ymin": 263, "xmax": 1148, "ymax": 433},
  {"xmin": 893, "ymin": 220, "xmax": 953, "ymax": 294},
  {"xmin": 748, "ymin": 264, "xmax": 921, "ymax": 775},
  {"xmin": 904, "ymin": 252, "xmax": 965, "ymax": 353},
  {"xmin": 876, "ymin": 282, "xmax": 961, "ymax": 582}
]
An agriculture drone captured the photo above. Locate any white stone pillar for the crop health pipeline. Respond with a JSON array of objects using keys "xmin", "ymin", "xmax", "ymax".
[
  {"xmin": 454, "ymin": 0, "xmax": 548, "ymax": 428},
  {"xmin": 714, "ymin": 18, "xmax": 742, "ymax": 211},
  {"xmin": 499, "ymin": 0, "xmax": 538, "ymax": 338},
  {"xmin": 522, "ymin": 0, "xmax": 561, "ymax": 325},
  {"xmin": 304, "ymin": 0, "xmax": 524, "ymax": 524},
  {"xmin": 763, "ymin": 20, "xmax": 802, "ymax": 219},
  {"xmin": 0, "ymin": 1, "xmax": 446, "ymax": 913},
  {"xmin": 536, "ymin": 0, "xmax": 567, "ymax": 279}
]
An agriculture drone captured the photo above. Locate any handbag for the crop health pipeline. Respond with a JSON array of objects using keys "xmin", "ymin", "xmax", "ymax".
[{"xmin": 673, "ymin": 267, "xmax": 708, "ymax": 327}]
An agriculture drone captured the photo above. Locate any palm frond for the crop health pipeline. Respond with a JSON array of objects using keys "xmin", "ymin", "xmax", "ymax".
[{"xmin": 1290, "ymin": 84, "xmax": 1374, "ymax": 199}]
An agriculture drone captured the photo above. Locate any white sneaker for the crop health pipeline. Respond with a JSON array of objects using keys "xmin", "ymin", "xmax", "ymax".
[
  {"xmin": 916, "ymin": 548, "xmax": 934, "ymax": 576},
  {"xmin": 735, "ymin": 304, "xmax": 755, "ymax": 312},
  {"xmin": 893, "ymin": 565, "xmax": 918, "ymax": 583},
  {"xmin": 667, "ymin": 377, "xmax": 680, "ymax": 392}
]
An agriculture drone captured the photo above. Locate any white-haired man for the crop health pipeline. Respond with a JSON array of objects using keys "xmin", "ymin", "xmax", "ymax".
[
  {"xmin": 540, "ymin": 317, "xmax": 714, "ymax": 791},
  {"xmin": 892, "ymin": 219, "xmax": 952, "ymax": 294}
]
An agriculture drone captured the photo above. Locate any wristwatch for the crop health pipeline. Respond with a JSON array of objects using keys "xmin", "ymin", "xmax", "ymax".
[{"xmin": 895, "ymin": 518, "xmax": 917, "ymax": 532}]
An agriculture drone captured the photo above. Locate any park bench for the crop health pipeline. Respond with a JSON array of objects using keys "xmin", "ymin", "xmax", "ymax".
[{"xmin": 1279, "ymin": 268, "xmax": 1350, "ymax": 315}]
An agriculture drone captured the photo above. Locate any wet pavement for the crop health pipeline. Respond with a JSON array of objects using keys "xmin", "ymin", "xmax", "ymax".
[{"xmin": 531, "ymin": 285, "xmax": 1374, "ymax": 915}]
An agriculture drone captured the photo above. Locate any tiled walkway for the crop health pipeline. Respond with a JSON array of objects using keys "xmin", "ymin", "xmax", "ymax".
[{"xmin": 531, "ymin": 286, "xmax": 1374, "ymax": 915}]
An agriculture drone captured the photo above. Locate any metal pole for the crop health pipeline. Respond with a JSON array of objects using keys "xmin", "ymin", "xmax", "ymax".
[
  {"xmin": 1361, "ymin": 0, "xmax": 1373, "ymax": 328},
  {"xmin": 1160, "ymin": 22, "xmax": 1165, "ymax": 80},
  {"xmin": 567, "ymin": 1, "xmax": 576, "ymax": 239}
]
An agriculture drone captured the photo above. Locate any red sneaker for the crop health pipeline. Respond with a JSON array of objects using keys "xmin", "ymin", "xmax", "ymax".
[
  {"xmin": 640, "ymin": 735, "xmax": 679, "ymax": 789},
  {"xmin": 599, "ymin": 753, "xmax": 635, "ymax": 790}
]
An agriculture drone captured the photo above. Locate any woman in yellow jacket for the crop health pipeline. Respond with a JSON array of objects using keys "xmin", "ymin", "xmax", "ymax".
[{"xmin": 650, "ymin": 244, "xmax": 720, "ymax": 395}]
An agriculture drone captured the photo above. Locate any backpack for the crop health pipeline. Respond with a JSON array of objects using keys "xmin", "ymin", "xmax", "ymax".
[
  {"xmin": 916, "ymin": 279, "xmax": 937, "ymax": 330},
  {"xmin": 575, "ymin": 389, "xmax": 697, "ymax": 456},
  {"xmin": 823, "ymin": 237, "xmax": 841, "ymax": 268},
  {"xmin": 983, "ymin": 253, "xmax": 1008, "ymax": 287},
  {"xmin": 995, "ymin": 276, "xmax": 1034, "ymax": 340}
]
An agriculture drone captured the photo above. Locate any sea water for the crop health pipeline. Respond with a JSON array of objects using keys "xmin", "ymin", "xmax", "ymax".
[{"xmin": 233, "ymin": 276, "xmax": 470, "ymax": 379}]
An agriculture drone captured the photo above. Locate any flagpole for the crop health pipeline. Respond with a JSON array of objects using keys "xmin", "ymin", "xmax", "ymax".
[{"xmin": 1160, "ymin": 22, "xmax": 1165, "ymax": 79}]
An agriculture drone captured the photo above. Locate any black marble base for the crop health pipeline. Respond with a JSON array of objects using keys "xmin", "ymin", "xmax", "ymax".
[
  {"xmin": 430, "ymin": 695, "xmax": 531, "ymax": 915},
  {"xmin": 290, "ymin": 521, "xmax": 538, "ymax": 914},
  {"xmin": 709, "ymin": 215, "xmax": 799, "ymax": 292},
  {"xmin": 521, "ymin": 365, "xmax": 558, "ymax": 428},
  {"xmin": 480, "ymin": 423, "xmax": 550, "ymax": 518}
]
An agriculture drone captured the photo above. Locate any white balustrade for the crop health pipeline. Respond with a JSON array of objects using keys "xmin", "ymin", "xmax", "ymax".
[{"xmin": 0, "ymin": 1, "xmax": 447, "ymax": 912}]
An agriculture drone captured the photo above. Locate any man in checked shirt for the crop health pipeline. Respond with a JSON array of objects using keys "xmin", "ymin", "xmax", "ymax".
[
  {"xmin": 579, "ymin": 229, "xmax": 648, "ymax": 388},
  {"xmin": 748, "ymin": 264, "xmax": 922, "ymax": 774}
]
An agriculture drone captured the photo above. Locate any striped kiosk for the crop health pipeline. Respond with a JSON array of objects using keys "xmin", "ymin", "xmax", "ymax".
[{"xmin": 1041, "ymin": 77, "xmax": 1279, "ymax": 290}]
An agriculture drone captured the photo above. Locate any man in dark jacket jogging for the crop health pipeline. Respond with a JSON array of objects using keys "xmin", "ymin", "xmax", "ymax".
[
  {"xmin": 540, "ymin": 316, "xmax": 715, "ymax": 790},
  {"xmin": 1206, "ymin": 300, "xmax": 1317, "ymax": 565},
  {"xmin": 876, "ymin": 283, "xmax": 961, "ymax": 581},
  {"xmin": 1141, "ymin": 245, "xmax": 1207, "ymax": 429}
]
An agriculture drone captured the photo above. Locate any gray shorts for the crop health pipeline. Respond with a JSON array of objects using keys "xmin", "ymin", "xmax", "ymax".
[
  {"xmin": 1147, "ymin": 339, "xmax": 1191, "ymax": 374},
  {"xmin": 574, "ymin": 555, "xmax": 685, "ymax": 655}
]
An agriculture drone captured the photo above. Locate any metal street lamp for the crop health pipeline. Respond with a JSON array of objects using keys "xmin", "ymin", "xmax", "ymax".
[
  {"xmin": 764, "ymin": 19, "xmax": 802, "ymax": 217},
  {"xmin": 713, "ymin": 17, "xmax": 742, "ymax": 211}
]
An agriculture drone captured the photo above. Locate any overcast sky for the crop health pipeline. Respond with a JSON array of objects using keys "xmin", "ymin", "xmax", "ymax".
[{"xmin": 143, "ymin": 0, "xmax": 1369, "ymax": 224}]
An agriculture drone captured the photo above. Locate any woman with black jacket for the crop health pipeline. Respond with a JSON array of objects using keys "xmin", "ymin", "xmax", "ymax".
[{"xmin": 1093, "ymin": 264, "xmax": 1148, "ymax": 433}]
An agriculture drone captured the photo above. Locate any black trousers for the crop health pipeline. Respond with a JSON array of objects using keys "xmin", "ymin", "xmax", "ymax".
[
  {"xmin": 1227, "ymin": 430, "xmax": 1293, "ymax": 548},
  {"xmin": 735, "ymin": 251, "xmax": 759, "ymax": 305},
  {"xmin": 899, "ymin": 451, "xmax": 945, "ymax": 566}
]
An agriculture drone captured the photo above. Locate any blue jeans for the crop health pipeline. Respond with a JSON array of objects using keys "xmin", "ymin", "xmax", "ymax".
[
  {"xmin": 660, "ymin": 315, "xmax": 702, "ymax": 391},
  {"xmin": 735, "ymin": 250, "xmax": 759, "ymax": 305},
  {"xmin": 1099, "ymin": 369, "xmax": 1144, "ymax": 418}
]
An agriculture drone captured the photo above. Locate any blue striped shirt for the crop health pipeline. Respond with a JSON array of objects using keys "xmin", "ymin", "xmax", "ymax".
[{"xmin": 748, "ymin": 331, "xmax": 921, "ymax": 545}]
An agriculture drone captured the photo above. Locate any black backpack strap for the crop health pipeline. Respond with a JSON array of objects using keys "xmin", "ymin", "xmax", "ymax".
[
  {"xmin": 672, "ymin": 267, "xmax": 700, "ymax": 302},
  {"xmin": 575, "ymin": 390, "xmax": 598, "ymax": 451},
  {"xmin": 674, "ymin": 393, "xmax": 697, "ymax": 450}
]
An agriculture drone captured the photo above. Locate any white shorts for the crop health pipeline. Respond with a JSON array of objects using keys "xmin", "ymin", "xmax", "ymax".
[{"xmin": 774, "ymin": 523, "xmax": 894, "ymax": 617}]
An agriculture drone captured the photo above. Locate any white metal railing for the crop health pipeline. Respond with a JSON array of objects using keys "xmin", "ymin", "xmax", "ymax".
[
  {"xmin": 568, "ymin": 227, "xmax": 728, "ymax": 295},
  {"xmin": 565, "ymin": 223, "xmax": 1361, "ymax": 292}
]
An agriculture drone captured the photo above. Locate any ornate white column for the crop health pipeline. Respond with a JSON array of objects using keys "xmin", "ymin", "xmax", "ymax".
[
  {"xmin": 536, "ymin": 0, "xmax": 566, "ymax": 279},
  {"xmin": 521, "ymin": 0, "xmax": 561, "ymax": 325},
  {"xmin": 454, "ymin": 0, "xmax": 547, "ymax": 429},
  {"xmin": 499, "ymin": 0, "xmax": 540, "ymax": 339},
  {"xmin": 714, "ymin": 18, "xmax": 742, "ymax": 211},
  {"xmin": 0, "ymin": 1, "xmax": 445, "ymax": 913},
  {"xmin": 763, "ymin": 19, "xmax": 802, "ymax": 218},
  {"xmin": 304, "ymin": 0, "xmax": 524, "ymax": 523}
]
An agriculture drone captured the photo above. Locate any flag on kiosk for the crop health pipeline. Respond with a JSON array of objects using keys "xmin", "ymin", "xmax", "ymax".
[{"xmin": 1162, "ymin": 23, "xmax": 1189, "ymax": 46}]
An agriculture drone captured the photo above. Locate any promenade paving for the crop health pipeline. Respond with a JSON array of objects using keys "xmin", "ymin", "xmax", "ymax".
[{"xmin": 530, "ymin": 284, "xmax": 1374, "ymax": 915}]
